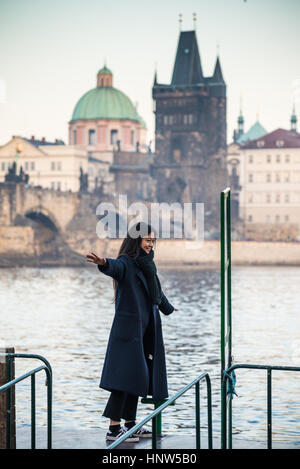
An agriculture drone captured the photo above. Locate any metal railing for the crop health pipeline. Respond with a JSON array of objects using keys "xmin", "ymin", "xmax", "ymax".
[
  {"xmin": 221, "ymin": 363, "xmax": 300, "ymax": 449},
  {"xmin": 0, "ymin": 353, "xmax": 52, "ymax": 449},
  {"xmin": 108, "ymin": 372, "xmax": 213, "ymax": 450}
]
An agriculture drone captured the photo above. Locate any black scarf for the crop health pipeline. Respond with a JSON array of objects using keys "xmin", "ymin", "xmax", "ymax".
[{"xmin": 135, "ymin": 247, "xmax": 163, "ymax": 306}]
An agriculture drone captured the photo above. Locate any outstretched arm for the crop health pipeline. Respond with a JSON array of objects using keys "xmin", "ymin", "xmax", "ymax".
[{"xmin": 86, "ymin": 252, "xmax": 127, "ymax": 282}]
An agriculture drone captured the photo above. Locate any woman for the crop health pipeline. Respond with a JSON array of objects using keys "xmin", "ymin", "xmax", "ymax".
[{"xmin": 86, "ymin": 222, "xmax": 178, "ymax": 443}]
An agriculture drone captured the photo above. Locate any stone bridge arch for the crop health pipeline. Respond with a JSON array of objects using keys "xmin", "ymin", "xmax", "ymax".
[{"xmin": 24, "ymin": 206, "xmax": 60, "ymax": 233}]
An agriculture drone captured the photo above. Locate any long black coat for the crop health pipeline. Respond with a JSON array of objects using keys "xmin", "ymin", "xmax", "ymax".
[{"xmin": 97, "ymin": 254, "xmax": 174, "ymax": 401}]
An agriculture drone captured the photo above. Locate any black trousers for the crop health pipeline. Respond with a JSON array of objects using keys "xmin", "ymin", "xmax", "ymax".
[{"xmin": 102, "ymin": 390, "xmax": 139, "ymax": 421}]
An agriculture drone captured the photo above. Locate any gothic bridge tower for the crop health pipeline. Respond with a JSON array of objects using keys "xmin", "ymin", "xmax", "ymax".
[{"xmin": 152, "ymin": 30, "xmax": 228, "ymax": 232}]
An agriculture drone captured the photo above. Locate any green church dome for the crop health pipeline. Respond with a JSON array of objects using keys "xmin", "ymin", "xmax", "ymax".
[
  {"xmin": 97, "ymin": 65, "xmax": 112, "ymax": 75},
  {"xmin": 71, "ymin": 87, "xmax": 141, "ymax": 123}
]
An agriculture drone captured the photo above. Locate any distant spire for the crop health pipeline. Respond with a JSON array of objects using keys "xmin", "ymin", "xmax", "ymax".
[
  {"xmin": 193, "ymin": 12, "xmax": 197, "ymax": 30},
  {"xmin": 179, "ymin": 13, "xmax": 182, "ymax": 31},
  {"xmin": 153, "ymin": 62, "xmax": 158, "ymax": 86},
  {"xmin": 291, "ymin": 103, "xmax": 297, "ymax": 131},
  {"xmin": 238, "ymin": 96, "xmax": 244, "ymax": 131}
]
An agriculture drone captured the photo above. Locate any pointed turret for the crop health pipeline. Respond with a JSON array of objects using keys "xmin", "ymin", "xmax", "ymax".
[
  {"xmin": 171, "ymin": 30, "xmax": 204, "ymax": 86},
  {"xmin": 212, "ymin": 55, "xmax": 225, "ymax": 83}
]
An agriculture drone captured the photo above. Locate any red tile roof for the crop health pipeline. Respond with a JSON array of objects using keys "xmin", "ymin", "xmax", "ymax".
[{"xmin": 241, "ymin": 128, "xmax": 300, "ymax": 149}]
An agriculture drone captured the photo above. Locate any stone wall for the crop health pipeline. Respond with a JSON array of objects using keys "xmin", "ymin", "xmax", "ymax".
[{"xmin": 0, "ymin": 226, "xmax": 35, "ymax": 256}]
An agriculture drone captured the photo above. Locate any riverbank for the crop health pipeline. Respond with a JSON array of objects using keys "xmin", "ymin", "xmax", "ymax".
[{"xmin": 1, "ymin": 239, "xmax": 300, "ymax": 267}]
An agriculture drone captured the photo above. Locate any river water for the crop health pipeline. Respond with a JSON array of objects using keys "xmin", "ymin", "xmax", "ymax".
[{"xmin": 1, "ymin": 264, "xmax": 299, "ymax": 447}]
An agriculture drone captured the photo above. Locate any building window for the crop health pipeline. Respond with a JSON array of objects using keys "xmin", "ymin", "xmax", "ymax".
[
  {"xmin": 266, "ymin": 173, "xmax": 271, "ymax": 182},
  {"xmin": 248, "ymin": 215, "xmax": 253, "ymax": 222},
  {"xmin": 131, "ymin": 130, "xmax": 135, "ymax": 145},
  {"xmin": 164, "ymin": 115, "xmax": 168, "ymax": 125},
  {"xmin": 276, "ymin": 172, "xmax": 280, "ymax": 182},
  {"xmin": 57, "ymin": 161, "xmax": 61, "ymax": 171},
  {"xmin": 285, "ymin": 215, "xmax": 289, "ymax": 222},
  {"xmin": 248, "ymin": 155, "xmax": 253, "ymax": 163},
  {"xmin": 276, "ymin": 154, "xmax": 281, "ymax": 163},
  {"xmin": 285, "ymin": 193, "xmax": 290, "ymax": 203},
  {"xmin": 266, "ymin": 215, "xmax": 270, "ymax": 222},
  {"xmin": 31, "ymin": 162, "xmax": 35, "ymax": 171},
  {"xmin": 248, "ymin": 193, "xmax": 253, "ymax": 203},
  {"xmin": 285, "ymin": 154, "xmax": 290, "ymax": 163},
  {"xmin": 73, "ymin": 129, "xmax": 76, "ymax": 144},
  {"xmin": 276, "ymin": 140, "xmax": 284, "ymax": 147},
  {"xmin": 275, "ymin": 215, "xmax": 280, "ymax": 223},
  {"xmin": 88, "ymin": 129, "xmax": 96, "ymax": 145},
  {"xmin": 257, "ymin": 140, "xmax": 265, "ymax": 148},
  {"xmin": 51, "ymin": 182, "xmax": 55, "ymax": 189},
  {"xmin": 1, "ymin": 162, "xmax": 5, "ymax": 171},
  {"xmin": 284, "ymin": 172, "xmax": 290, "ymax": 182},
  {"xmin": 51, "ymin": 162, "xmax": 56, "ymax": 171},
  {"xmin": 276, "ymin": 193, "xmax": 280, "ymax": 203},
  {"xmin": 25, "ymin": 162, "xmax": 28, "ymax": 171},
  {"xmin": 110, "ymin": 129, "xmax": 118, "ymax": 145},
  {"xmin": 248, "ymin": 173, "xmax": 253, "ymax": 183},
  {"xmin": 267, "ymin": 155, "xmax": 271, "ymax": 163},
  {"xmin": 266, "ymin": 193, "xmax": 271, "ymax": 203}
]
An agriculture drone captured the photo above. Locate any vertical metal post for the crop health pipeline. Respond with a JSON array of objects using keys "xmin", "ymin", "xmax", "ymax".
[
  {"xmin": 31, "ymin": 374, "xmax": 36, "ymax": 449},
  {"xmin": 221, "ymin": 376, "xmax": 227, "ymax": 449},
  {"xmin": 267, "ymin": 369, "xmax": 272, "ymax": 449},
  {"xmin": 220, "ymin": 191, "xmax": 225, "ymax": 377},
  {"xmin": 46, "ymin": 368, "xmax": 52, "ymax": 449},
  {"xmin": 195, "ymin": 381, "xmax": 200, "ymax": 449},
  {"xmin": 6, "ymin": 357, "xmax": 11, "ymax": 449},
  {"xmin": 228, "ymin": 396, "xmax": 233, "ymax": 449},
  {"xmin": 152, "ymin": 415, "xmax": 157, "ymax": 449},
  {"xmin": 206, "ymin": 375, "xmax": 213, "ymax": 449},
  {"xmin": 227, "ymin": 191, "xmax": 232, "ymax": 369},
  {"xmin": 154, "ymin": 401, "xmax": 162, "ymax": 435}
]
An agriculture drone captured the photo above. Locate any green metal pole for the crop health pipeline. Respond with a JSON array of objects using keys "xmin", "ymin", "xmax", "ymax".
[
  {"xmin": 267, "ymin": 369, "xmax": 272, "ymax": 449},
  {"xmin": 31, "ymin": 374, "xmax": 36, "ymax": 449},
  {"xmin": 206, "ymin": 375, "xmax": 213, "ymax": 449},
  {"xmin": 6, "ymin": 357, "xmax": 11, "ymax": 449},
  {"xmin": 47, "ymin": 368, "xmax": 52, "ymax": 449},
  {"xmin": 152, "ymin": 415, "xmax": 157, "ymax": 449},
  {"xmin": 154, "ymin": 401, "xmax": 162, "ymax": 435},
  {"xmin": 221, "ymin": 376, "xmax": 227, "ymax": 449},
  {"xmin": 195, "ymin": 381, "xmax": 200, "ymax": 449}
]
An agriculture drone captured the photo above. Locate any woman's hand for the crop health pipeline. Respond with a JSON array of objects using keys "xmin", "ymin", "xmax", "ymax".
[
  {"xmin": 86, "ymin": 252, "xmax": 107, "ymax": 266},
  {"xmin": 173, "ymin": 307, "xmax": 178, "ymax": 311}
]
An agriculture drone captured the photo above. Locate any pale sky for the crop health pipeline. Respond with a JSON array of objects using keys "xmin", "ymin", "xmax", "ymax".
[{"xmin": 0, "ymin": 0, "xmax": 300, "ymax": 147}]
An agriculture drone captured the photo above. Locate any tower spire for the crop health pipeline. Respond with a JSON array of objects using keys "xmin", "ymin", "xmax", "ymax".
[
  {"xmin": 193, "ymin": 12, "xmax": 197, "ymax": 30},
  {"xmin": 291, "ymin": 103, "xmax": 297, "ymax": 131},
  {"xmin": 171, "ymin": 30, "xmax": 204, "ymax": 85},
  {"xmin": 179, "ymin": 13, "xmax": 182, "ymax": 31}
]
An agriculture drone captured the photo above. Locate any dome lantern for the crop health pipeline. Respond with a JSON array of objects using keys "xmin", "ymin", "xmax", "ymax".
[{"xmin": 97, "ymin": 65, "xmax": 113, "ymax": 88}]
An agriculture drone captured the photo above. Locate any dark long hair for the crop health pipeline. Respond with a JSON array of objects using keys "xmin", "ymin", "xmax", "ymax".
[{"xmin": 111, "ymin": 221, "xmax": 156, "ymax": 303}]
